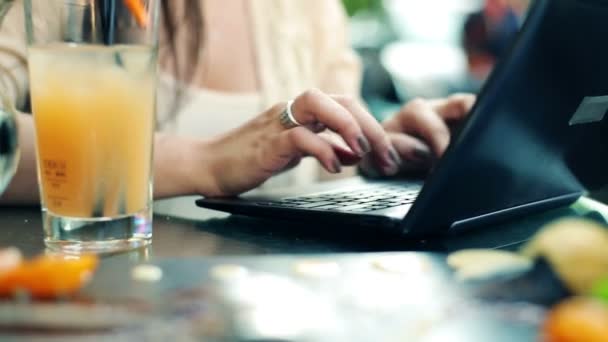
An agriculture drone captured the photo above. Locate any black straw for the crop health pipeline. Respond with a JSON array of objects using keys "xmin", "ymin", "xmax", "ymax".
[{"xmin": 98, "ymin": 0, "xmax": 116, "ymax": 45}]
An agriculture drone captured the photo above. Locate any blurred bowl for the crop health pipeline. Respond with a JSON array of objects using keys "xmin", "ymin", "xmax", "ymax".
[
  {"xmin": 383, "ymin": 0, "xmax": 482, "ymax": 45},
  {"xmin": 380, "ymin": 41, "xmax": 467, "ymax": 100}
]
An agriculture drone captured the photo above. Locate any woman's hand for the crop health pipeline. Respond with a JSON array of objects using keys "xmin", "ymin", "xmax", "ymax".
[
  {"xmin": 153, "ymin": 91, "xmax": 475, "ymax": 199},
  {"xmin": 195, "ymin": 89, "xmax": 400, "ymax": 197},
  {"xmin": 359, "ymin": 94, "xmax": 476, "ymax": 177}
]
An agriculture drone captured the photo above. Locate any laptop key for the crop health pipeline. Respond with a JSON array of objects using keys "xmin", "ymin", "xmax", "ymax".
[
  {"xmin": 349, "ymin": 208, "xmax": 373, "ymax": 212},
  {"xmin": 356, "ymin": 198, "xmax": 378, "ymax": 204},
  {"xmin": 293, "ymin": 201, "xmax": 337, "ymax": 209},
  {"xmin": 256, "ymin": 202, "xmax": 284, "ymax": 207},
  {"xmin": 312, "ymin": 204, "xmax": 343, "ymax": 210},
  {"xmin": 295, "ymin": 197, "xmax": 324, "ymax": 201},
  {"xmin": 279, "ymin": 199, "xmax": 308, "ymax": 204},
  {"xmin": 337, "ymin": 204, "xmax": 372, "ymax": 212},
  {"xmin": 333, "ymin": 199, "xmax": 355, "ymax": 203},
  {"xmin": 322, "ymin": 196, "xmax": 352, "ymax": 202},
  {"xmin": 369, "ymin": 204, "xmax": 389, "ymax": 209}
]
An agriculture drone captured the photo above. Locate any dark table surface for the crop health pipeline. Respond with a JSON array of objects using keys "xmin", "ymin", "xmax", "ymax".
[
  {"xmin": 2, "ymin": 195, "xmax": 607, "ymax": 258},
  {"xmin": 0, "ymin": 195, "xmax": 607, "ymax": 341}
]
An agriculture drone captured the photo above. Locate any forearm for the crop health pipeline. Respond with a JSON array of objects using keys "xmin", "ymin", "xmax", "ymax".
[
  {"xmin": 0, "ymin": 113, "xmax": 39, "ymax": 204},
  {"xmin": 1, "ymin": 118, "xmax": 220, "ymax": 203}
]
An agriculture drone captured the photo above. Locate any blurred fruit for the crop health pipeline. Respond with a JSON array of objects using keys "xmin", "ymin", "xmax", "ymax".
[
  {"xmin": 0, "ymin": 254, "xmax": 98, "ymax": 298},
  {"xmin": 0, "ymin": 247, "xmax": 22, "ymax": 273},
  {"xmin": 521, "ymin": 219, "xmax": 608, "ymax": 294},
  {"xmin": 447, "ymin": 249, "xmax": 532, "ymax": 281},
  {"xmin": 543, "ymin": 297, "xmax": 608, "ymax": 342}
]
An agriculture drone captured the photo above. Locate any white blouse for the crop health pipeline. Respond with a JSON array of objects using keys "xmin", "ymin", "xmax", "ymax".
[
  {"xmin": 157, "ymin": 74, "xmax": 263, "ymax": 138},
  {"xmin": 157, "ymin": 74, "xmax": 319, "ymax": 188}
]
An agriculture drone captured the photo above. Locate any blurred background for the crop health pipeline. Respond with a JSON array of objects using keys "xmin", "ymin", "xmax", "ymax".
[
  {"xmin": 343, "ymin": 0, "xmax": 608, "ymax": 203},
  {"xmin": 343, "ymin": 0, "xmax": 530, "ymax": 120}
]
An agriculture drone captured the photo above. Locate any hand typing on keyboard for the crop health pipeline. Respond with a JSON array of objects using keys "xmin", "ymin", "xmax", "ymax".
[
  {"xmin": 164, "ymin": 91, "xmax": 474, "ymax": 199},
  {"xmin": 359, "ymin": 94, "xmax": 476, "ymax": 178}
]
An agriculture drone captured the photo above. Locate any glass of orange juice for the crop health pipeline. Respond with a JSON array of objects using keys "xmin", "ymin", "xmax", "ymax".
[{"xmin": 24, "ymin": 0, "xmax": 159, "ymax": 253}]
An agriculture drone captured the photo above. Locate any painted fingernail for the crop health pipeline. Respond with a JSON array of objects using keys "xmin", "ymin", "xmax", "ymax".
[
  {"xmin": 388, "ymin": 148, "xmax": 402, "ymax": 166},
  {"xmin": 382, "ymin": 163, "xmax": 399, "ymax": 176},
  {"xmin": 356, "ymin": 135, "xmax": 371, "ymax": 155},
  {"xmin": 331, "ymin": 159, "xmax": 342, "ymax": 174},
  {"xmin": 312, "ymin": 122, "xmax": 326, "ymax": 132},
  {"xmin": 413, "ymin": 147, "xmax": 433, "ymax": 162}
]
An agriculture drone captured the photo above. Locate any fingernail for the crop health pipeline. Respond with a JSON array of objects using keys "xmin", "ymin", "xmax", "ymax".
[
  {"xmin": 356, "ymin": 135, "xmax": 371, "ymax": 155},
  {"xmin": 382, "ymin": 163, "xmax": 399, "ymax": 176},
  {"xmin": 312, "ymin": 122, "xmax": 326, "ymax": 132},
  {"xmin": 388, "ymin": 147, "xmax": 402, "ymax": 166},
  {"xmin": 331, "ymin": 159, "xmax": 342, "ymax": 174},
  {"xmin": 413, "ymin": 147, "xmax": 433, "ymax": 162}
]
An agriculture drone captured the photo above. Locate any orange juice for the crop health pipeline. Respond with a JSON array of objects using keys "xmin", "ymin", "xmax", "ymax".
[{"xmin": 28, "ymin": 44, "xmax": 156, "ymax": 219}]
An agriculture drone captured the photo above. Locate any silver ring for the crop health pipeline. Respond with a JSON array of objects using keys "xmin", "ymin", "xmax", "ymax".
[{"xmin": 279, "ymin": 100, "xmax": 303, "ymax": 129}]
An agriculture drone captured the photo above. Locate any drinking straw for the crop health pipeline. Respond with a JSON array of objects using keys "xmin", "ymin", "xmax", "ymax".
[
  {"xmin": 98, "ymin": 0, "xmax": 146, "ymax": 44},
  {"xmin": 123, "ymin": 0, "xmax": 148, "ymax": 28},
  {"xmin": 98, "ymin": 0, "xmax": 116, "ymax": 45}
]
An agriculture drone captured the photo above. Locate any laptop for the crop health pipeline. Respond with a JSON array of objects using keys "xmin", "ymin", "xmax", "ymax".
[{"xmin": 196, "ymin": 0, "xmax": 608, "ymax": 236}]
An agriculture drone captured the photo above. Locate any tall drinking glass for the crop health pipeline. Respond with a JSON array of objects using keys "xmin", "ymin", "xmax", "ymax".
[{"xmin": 24, "ymin": 0, "xmax": 159, "ymax": 253}]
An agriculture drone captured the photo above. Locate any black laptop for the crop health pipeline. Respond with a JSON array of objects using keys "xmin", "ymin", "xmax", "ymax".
[{"xmin": 197, "ymin": 0, "xmax": 608, "ymax": 236}]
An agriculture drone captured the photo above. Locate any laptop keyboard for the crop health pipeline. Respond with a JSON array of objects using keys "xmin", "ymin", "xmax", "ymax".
[{"xmin": 256, "ymin": 184, "xmax": 421, "ymax": 213}]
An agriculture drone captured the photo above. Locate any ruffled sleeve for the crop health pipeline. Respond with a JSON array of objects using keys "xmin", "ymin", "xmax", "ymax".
[
  {"xmin": 0, "ymin": 0, "xmax": 29, "ymax": 110},
  {"xmin": 314, "ymin": 0, "xmax": 362, "ymax": 97},
  {"xmin": 0, "ymin": 0, "xmax": 59, "ymax": 111}
]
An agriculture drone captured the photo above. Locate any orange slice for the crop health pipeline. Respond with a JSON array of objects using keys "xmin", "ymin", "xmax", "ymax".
[
  {"xmin": 543, "ymin": 297, "xmax": 608, "ymax": 342},
  {"xmin": 0, "ymin": 254, "xmax": 98, "ymax": 298}
]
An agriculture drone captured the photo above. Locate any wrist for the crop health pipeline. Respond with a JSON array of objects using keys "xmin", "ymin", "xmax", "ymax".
[
  {"xmin": 184, "ymin": 136, "xmax": 226, "ymax": 198},
  {"xmin": 153, "ymin": 133, "xmax": 222, "ymax": 199}
]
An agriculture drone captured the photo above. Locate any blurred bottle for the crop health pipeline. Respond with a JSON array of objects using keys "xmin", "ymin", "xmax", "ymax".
[
  {"xmin": 0, "ymin": 0, "xmax": 18, "ymax": 195},
  {"xmin": 462, "ymin": 0, "xmax": 525, "ymax": 88}
]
